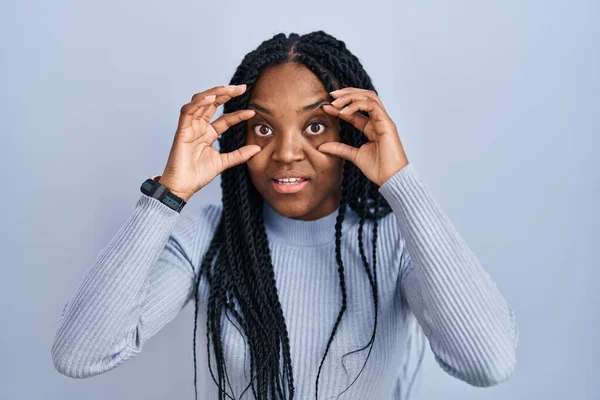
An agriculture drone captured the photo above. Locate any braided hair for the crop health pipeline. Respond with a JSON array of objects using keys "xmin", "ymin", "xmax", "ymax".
[{"xmin": 192, "ymin": 31, "xmax": 397, "ymax": 400}]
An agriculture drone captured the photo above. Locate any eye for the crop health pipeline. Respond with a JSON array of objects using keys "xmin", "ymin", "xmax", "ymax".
[
  {"xmin": 304, "ymin": 122, "xmax": 326, "ymax": 136},
  {"xmin": 252, "ymin": 122, "xmax": 327, "ymax": 137},
  {"xmin": 252, "ymin": 124, "xmax": 273, "ymax": 137}
]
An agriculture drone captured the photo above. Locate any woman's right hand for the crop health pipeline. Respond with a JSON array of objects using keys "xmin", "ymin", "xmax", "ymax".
[{"xmin": 157, "ymin": 84, "xmax": 259, "ymax": 202}]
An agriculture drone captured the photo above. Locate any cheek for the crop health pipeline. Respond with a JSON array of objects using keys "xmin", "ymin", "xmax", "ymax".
[
  {"xmin": 315, "ymin": 158, "xmax": 343, "ymax": 185},
  {"xmin": 246, "ymin": 158, "xmax": 259, "ymax": 177},
  {"xmin": 245, "ymin": 151, "xmax": 268, "ymax": 180}
]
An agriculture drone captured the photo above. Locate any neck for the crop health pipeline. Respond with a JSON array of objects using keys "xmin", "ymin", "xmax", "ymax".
[{"xmin": 262, "ymin": 200, "xmax": 360, "ymax": 247}]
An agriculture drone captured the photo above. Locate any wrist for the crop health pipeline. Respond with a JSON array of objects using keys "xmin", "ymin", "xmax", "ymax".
[{"xmin": 154, "ymin": 176, "xmax": 192, "ymax": 202}]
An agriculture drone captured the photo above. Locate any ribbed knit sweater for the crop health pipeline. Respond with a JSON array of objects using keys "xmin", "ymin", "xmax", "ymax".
[{"xmin": 51, "ymin": 162, "xmax": 519, "ymax": 399}]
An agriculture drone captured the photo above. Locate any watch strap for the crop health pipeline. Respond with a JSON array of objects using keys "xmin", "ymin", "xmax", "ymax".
[{"xmin": 140, "ymin": 175, "xmax": 187, "ymax": 213}]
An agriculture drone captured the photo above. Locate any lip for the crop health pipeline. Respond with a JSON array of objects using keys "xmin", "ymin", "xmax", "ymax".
[
  {"xmin": 271, "ymin": 170, "xmax": 311, "ymax": 180},
  {"xmin": 271, "ymin": 178, "xmax": 310, "ymax": 194}
]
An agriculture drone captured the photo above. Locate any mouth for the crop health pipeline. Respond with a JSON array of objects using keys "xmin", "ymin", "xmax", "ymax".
[{"xmin": 271, "ymin": 178, "xmax": 310, "ymax": 194}]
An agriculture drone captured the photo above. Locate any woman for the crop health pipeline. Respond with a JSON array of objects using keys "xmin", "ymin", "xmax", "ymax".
[{"xmin": 51, "ymin": 31, "xmax": 519, "ymax": 400}]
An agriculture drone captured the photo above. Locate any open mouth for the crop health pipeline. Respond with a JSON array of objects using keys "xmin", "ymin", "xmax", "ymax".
[{"xmin": 271, "ymin": 178, "xmax": 310, "ymax": 194}]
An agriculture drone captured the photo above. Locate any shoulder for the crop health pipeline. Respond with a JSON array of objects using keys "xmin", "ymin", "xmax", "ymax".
[
  {"xmin": 379, "ymin": 209, "xmax": 408, "ymax": 274},
  {"xmin": 344, "ymin": 205, "xmax": 404, "ymax": 250},
  {"xmin": 366, "ymin": 207, "xmax": 405, "ymax": 257},
  {"xmin": 171, "ymin": 203, "xmax": 222, "ymax": 276},
  {"xmin": 379, "ymin": 209, "xmax": 412, "ymax": 279},
  {"xmin": 174, "ymin": 202, "xmax": 223, "ymax": 249},
  {"xmin": 178, "ymin": 203, "xmax": 222, "ymax": 235},
  {"xmin": 344, "ymin": 207, "xmax": 407, "ymax": 286}
]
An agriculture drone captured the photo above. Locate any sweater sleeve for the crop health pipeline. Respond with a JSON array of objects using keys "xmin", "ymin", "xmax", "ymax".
[
  {"xmin": 51, "ymin": 194, "xmax": 212, "ymax": 379},
  {"xmin": 378, "ymin": 162, "xmax": 519, "ymax": 387}
]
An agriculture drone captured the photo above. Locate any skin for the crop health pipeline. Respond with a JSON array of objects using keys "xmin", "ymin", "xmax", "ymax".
[
  {"xmin": 245, "ymin": 62, "xmax": 344, "ymax": 221},
  {"xmin": 243, "ymin": 61, "xmax": 410, "ymax": 221}
]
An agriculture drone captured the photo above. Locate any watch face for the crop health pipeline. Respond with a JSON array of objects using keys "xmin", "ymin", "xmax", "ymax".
[{"xmin": 163, "ymin": 192, "xmax": 184, "ymax": 210}]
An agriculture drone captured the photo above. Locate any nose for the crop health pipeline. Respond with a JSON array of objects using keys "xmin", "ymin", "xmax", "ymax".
[{"xmin": 271, "ymin": 132, "xmax": 304, "ymax": 163}]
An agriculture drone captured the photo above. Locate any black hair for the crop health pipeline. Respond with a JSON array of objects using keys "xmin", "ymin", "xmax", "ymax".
[{"xmin": 192, "ymin": 30, "xmax": 413, "ymax": 400}]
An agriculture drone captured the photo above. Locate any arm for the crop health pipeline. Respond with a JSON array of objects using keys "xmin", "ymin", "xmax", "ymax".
[
  {"xmin": 50, "ymin": 194, "xmax": 214, "ymax": 379},
  {"xmin": 379, "ymin": 163, "xmax": 519, "ymax": 387}
]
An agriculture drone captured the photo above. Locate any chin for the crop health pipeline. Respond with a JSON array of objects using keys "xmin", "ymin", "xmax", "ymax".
[{"xmin": 270, "ymin": 200, "xmax": 311, "ymax": 218}]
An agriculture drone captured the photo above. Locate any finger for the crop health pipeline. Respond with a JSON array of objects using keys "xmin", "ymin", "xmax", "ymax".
[
  {"xmin": 329, "ymin": 87, "xmax": 355, "ymax": 97},
  {"xmin": 177, "ymin": 95, "xmax": 217, "ymax": 131},
  {"xmin": 190, "ymin": 84, "xmax": 246, "ymax": 103},
  {"xmin": 322, "ymin": 104, "xmax": 373, "ymax": 139},
  {"xmin": 339, "ymin": 99, "xmax": 389, "ymax": 132},
  {"xmin": 330, "ymin": 88, "xmax": 384, "ymax": 108},
  {"xmin": 187, "ymin": 85, "xmax": 245, "ymax": 127},
  {"xmin": 211, "ymin": 109, "xmax": 256, "ymax": 135},
  {"xmin": 317, "ymin": 141, "xmax": 360, "ymax": 164},
  {"xmin": 220, "ymin": 144, "xmax": 262, "ymax": 170},
  {"xmin": 197, "ymin": 84, "xmax": 248, "ymax": 124},
  {"xmin": 330, "ymin": 93, "xmax": 371, "ymax": 109}
]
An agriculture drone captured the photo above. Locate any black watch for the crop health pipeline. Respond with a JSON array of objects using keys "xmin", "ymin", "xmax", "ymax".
[{"xmin": 140, "ymin": 175, "xmax": 187, "ymax": 213}]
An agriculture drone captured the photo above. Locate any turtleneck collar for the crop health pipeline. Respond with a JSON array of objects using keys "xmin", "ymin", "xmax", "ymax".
[{"xmin": 262, "ymin": 200, "xmax": 360, "ymax": 247}]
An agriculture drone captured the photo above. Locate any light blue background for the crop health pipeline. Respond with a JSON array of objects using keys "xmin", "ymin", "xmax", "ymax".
[{"xmin": 1, "ymin": 0, "xmax": 598, "ymax": 399}]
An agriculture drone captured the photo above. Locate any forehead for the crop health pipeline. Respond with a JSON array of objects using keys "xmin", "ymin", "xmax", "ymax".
[{"xmin": 249, "ymin": 62, "xmax": 327, "ymax": 104}]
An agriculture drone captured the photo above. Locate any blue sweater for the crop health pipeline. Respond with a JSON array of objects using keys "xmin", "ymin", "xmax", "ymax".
[{"xmin": 51, "ymin": 163, "xmax": 519, "ymax": 399}]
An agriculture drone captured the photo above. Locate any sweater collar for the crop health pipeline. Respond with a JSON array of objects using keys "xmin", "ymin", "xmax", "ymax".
[{"xmin": 262, "ymin": 200, "xmax": 360, "ymax": 247}]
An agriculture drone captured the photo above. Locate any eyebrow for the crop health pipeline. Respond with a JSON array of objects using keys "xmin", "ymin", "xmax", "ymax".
[{"xmin": 247, "ymin": 97, "xmax": 331, "ymax": 116}]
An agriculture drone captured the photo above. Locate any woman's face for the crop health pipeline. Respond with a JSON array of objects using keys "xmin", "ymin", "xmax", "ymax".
[{"xmin": 245, "ymin": 62, "xmax": 343, "ymax": 221}]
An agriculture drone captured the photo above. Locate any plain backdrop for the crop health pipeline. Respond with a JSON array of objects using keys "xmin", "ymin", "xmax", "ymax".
[{"xmin": 1, "ymin": 0, "xmax": 598, "ymax": 399}]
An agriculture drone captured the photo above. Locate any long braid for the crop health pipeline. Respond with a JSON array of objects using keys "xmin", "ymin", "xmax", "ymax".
[
  {"xmin": 192, "ymin": 30, "xmax": 395, "ymax": 400},
  {"xmin": 314, "ymin": 157, "xmax": 350, "ymax": 399}
]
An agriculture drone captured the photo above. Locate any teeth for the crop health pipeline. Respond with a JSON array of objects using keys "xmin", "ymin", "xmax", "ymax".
[{"xmin": 276, "ymin": 178, "xmax": 303, "ymax": 184}]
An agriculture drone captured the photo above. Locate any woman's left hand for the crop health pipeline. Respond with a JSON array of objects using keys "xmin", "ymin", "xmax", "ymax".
[{"xmin": 319, "ymin": 87, "xmax": 409, "ymax": 187}]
